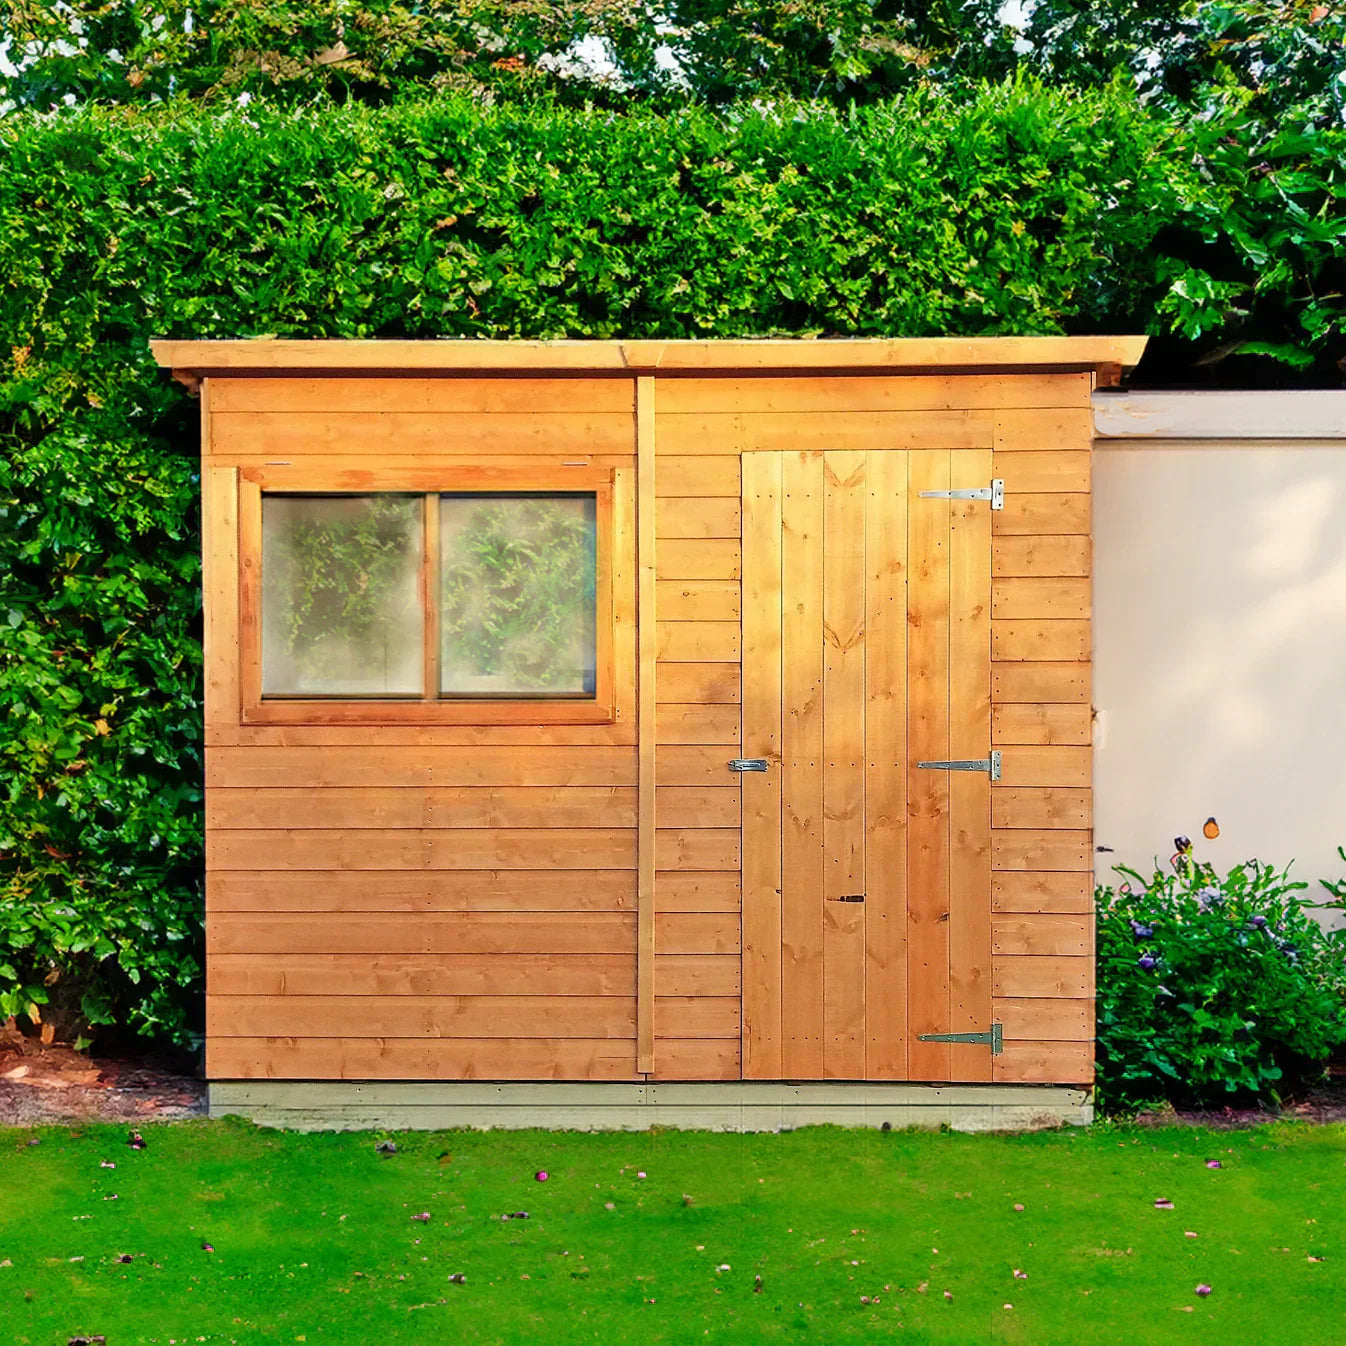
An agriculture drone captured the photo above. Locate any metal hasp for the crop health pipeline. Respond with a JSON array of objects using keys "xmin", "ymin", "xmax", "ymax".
[
  {"xmin": 728, "ymin": 758, "xmax": 770, "ymax": 773},
  {"xmin": 917, "ymin": 1023, "xmax": 1004, "ymax": 1055},
  {"xmin": 918, "ymin": 479, "xmax": 1005, "ymax": 510},
  {"xmin": 916, "ymin": 751, "xmax": 1002, "ymax": 781}
]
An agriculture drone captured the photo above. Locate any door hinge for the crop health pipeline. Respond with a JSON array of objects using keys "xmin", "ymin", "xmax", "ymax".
[
  {"xmin": 917, "ymin": 1023, "xmax": 1004, "ymax": 1055},
  {"xmin": 918, "ymin": 479, "xmax": 1004, "ymax": 510},
  {"xmin": 827, "ymin": 894, "xmax": 865, "ymax": 903},
  {"xmin": 916, "ymin": 752, "xmax": 1001, "ymax": 781},
  {"xmin": 728, "ymin": 758, "xmax": 770, "ymax": 773}
]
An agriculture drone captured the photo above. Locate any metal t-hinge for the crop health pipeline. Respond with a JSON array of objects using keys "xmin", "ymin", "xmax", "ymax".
[
  {"xmin": 916, "ymin": 752, "xmax": 1001, "ymax": 781},
  {"xmin": 917, "ymin": 1023, "xmax": 1004, "ymax": 1055},
  {"xmin": 728, "ymin": 758, "xmax": 770, "ymax": 773},
  {"xmin": 918, "ymin": 479, "xmax": 1004, "ymax": 510}
]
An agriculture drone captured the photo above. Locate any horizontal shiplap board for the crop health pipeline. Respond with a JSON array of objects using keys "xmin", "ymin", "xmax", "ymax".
[
  {"xmin": 655, "ymin": 912, "xmax": 740, "ymax": 954},
  {"xmin": 654, "ymin": 996, "xmax": 740, "ymax": 1039},
  {"xmin": 207, "ymin": 786, "xmax": 637, "ymax": 831},
  {"xmin": 652, "ymin": 1038, "xmax": 740, "ymax": 1080},
  {"xmin": 656, "ymin": 410, "xmax": 993, "ymax": 454},
  {"xmin": 992, "ymin": 914, "xmax": 1091, "ymax": 957},
  {"xmin": 994, "ymin": 1040, "xmax": 1093, "ymax": 1085},
  {"xmin": 209, "ymin": 912, "xmax": 634, "ymax": 956},
  {"xmin": 656, "ymin": 829, "xmax": 740, "ymax": 871},
  {"xmin": 993, "ymin": 494, "xmax": 1090, "ymax": 537},
  {"xmin": 656, "ymin": 497, "xmax": 741, "ymax": 538},
  {"xmin": 207, "ymin": 995, "xmax": 636, "ymax": 1039},
  {"xmin": 994, "ymin": 746, "xmax": 1091, "ymax": 787},
  {"xmin": 207, "ymin": 870, "xmax": 635, "ymax": 913},
  {"xmin": 993, "ymin": 955, "xmax": 1092, "ymax": 999},
  {"xmin": 657, "ymin": 373, "xmax": 1091, "ymax": 415},
  {"xmin": 655, "ymin": 871, "xmax": 742, "ymax": 911},
  {"xmin": 206, "ymin": 746, "xmax": 637, "ymax": 789},
  {"xmin": 212, "ymin": 411, "xmax": 636, "ymax": 457},
  {"xmin": 207, "ymin": 828, "xmax": 637, "ymax": 872},
  {"xmin": 657, "ymin": 665, "xmax": 740, "ymax": 705},
  {"xmin": 209, "ymin": 953, "xmax": 634, "ymax": 997},
  {"xmin": 992, "ymin": 536, "xmax": 1091, "ymax": 579},
  {"xmin": 656, "ymin": 744, "xmax": 740, "ymax": 785},
  {"xmin": 991, "ymin": 662, "xmax": 1090, "ymax": 704},
  {"xmin": 655, "ymin": 581, "xmax": 741, "ymax": 623},
  {"xmin": 993, "ymin": 620, "xmax": 1090, "ymax": 663},
  {"xmin": 992, "ymin": 831, "xmax": 1093, "ymax": 872},
  {"xmin": 994, "ymin": 997, "xmax": 1092, "ymax": 1041},
  {"xmin": 208, "ymin": 1037, "xmax": 639, "ymax": 1080},
  {"xmin": 992, "ymin": 870, "xmax": 1093, "ymax": 914},
  {"xmin": 210, "ymin": 376, "xmax": 636, "ymax": 416},
  {"xmin": 655, "ymin": 456, "xmax": 739, "ymax": 497},
  {"xmin": 655, "ymin": 954, "xmax": 741, "ymax": 997},
  {"xmin": 992, "ymin": 788, "xmax": 1092, "ymax": 831},
  {"xmin": 653, "ymin": 786, "xmax": 740, "ymax": 828},
  {"xmin": 993, "ymin": 704, "xmax": 1092, "ymax": 746},
  {"xmin": 656, "ymin": 539, "xmax": 742, "ymax": 580},
  {"xmin": 993, "ymin": 408, "xmax": 1093, "ymax": 451},
  {"xmin": 994, "ymin": 451, "xmax": 1090, "ymax": 494},
  {"xmin": 992, "ymin": 578, "xmax": 1090, "ymax": 622},
  {"xmin": 656, "ymin": 621, "xmax": 741, "ymax": 663},
  {"xmin": 656, "ymin": 703, "xmax": 741, "ymax": 745},
  {"xmin": 206, "ymin": 723, "xmax": 637, "ymax": 749}
]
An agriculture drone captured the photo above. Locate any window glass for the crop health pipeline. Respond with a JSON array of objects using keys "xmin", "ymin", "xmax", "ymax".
[
  {"xmin": 261, "ymin": 494, "xmax": 423, "ymax": 696},
  {"xmin": 439, "ymin": 493, "xmax": 597, "ymax": 697}
]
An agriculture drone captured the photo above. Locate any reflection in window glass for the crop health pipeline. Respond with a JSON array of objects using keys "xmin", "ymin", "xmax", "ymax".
[
  {"xmin": 262, "ymin": 495, "xmax": 423, "ymax": 696},
  {"xmin": 439, "ymin": 494, "xmax": 597, "ymax": 697}
]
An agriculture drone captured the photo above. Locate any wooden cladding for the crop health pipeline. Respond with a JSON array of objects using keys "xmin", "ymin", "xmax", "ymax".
[{"xmin": 194, "ymin": 358, "xmax": 1104, "ymax": 1088}]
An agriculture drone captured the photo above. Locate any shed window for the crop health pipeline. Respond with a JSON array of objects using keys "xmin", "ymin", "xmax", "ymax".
[
  {"xmin": 238, "ymin": 467, "xmax": 616, "ymax": 725},
  {"xmin": 438, "ymin": 494, "xmax": 597, "ymax": 697},
  {"xmin": 262, "ymin": 494, "xmax": 425, "ymax": 697}
]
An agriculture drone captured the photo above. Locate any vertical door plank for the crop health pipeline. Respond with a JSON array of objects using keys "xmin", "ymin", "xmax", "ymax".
[
  {"xmin": 822, "ymin": 451, "xmax": 868, "ymax": 1078},
  {"xmin": 741, "ymin": 452, "xmax": 784, "ymax": 1078},
  {"xmin": 780, "ymin": 452, "xmax": 826, "ymax": 1078},
  {"xmin": 864, "ymin": 450, "xmax": 909, "ymax": 1079},
  {"xmin": 636, "ymin": 378, "xmax": 657, "ymax": 1075},
  {"xmin": 906, "ymin": 451, "xmax": 952, "ymax": 1081},
  {"xmin": 947, "ymin": 449, "xmax": 994, "ymax": 1082}
]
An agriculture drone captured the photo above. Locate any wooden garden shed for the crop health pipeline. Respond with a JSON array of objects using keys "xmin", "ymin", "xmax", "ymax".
[{"xmin": 153, "ymin": 336, "xmax": 1146, "ymax": 1131}]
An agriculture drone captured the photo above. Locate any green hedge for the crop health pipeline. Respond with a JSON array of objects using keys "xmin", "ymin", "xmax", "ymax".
[{"xmin": 0, "ymin": 82, "xmax": 1337, "ymax": 1044}]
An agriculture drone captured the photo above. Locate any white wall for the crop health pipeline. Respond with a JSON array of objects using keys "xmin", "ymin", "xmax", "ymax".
[{"xmin": 1092, "ymin": 401, "xmax": 1346, "ymax": 898}]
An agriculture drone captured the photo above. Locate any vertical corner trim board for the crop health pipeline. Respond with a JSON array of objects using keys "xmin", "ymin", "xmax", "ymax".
[
  {"xmin": 637, "ymin": 376, "xmax": 658, "ymax": 1076},
  {"xmin": 187, "ymin": 351, "xmax": 1106, "ymax": 1090}
]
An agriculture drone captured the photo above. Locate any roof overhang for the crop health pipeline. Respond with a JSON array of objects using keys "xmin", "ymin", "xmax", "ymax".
[{"xmin": 152, "ymin": 336, "xmax": 1148, "ymax": 392}]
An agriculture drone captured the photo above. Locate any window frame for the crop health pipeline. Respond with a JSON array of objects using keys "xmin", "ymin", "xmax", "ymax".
[{"xmin": 237, "ymin": 465, "xmax": 617, "ymax": 725}]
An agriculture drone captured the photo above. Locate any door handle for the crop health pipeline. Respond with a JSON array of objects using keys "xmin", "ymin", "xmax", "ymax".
[{"xmin": 728, "ymin": 758, "xmax": 770, "ymax": 773}]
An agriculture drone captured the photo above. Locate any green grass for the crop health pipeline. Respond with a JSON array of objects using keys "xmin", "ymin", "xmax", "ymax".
[{"xmin": 1, "ymin": 1119, "xmax": 1343, "ymax": 1344}]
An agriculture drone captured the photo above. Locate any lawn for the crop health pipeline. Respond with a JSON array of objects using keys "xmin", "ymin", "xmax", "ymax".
[{"xmin": 1, "ymin": 1119, "xmax": 1342, "ymax": 1345}]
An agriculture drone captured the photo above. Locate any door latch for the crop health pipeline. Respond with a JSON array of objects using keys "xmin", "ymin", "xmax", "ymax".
[
  {"xmin": 918, "ymin": 480, "xmax": 1005, "ymax": 510},
  {"xmin": 728, "ymin": 758, "xmax": 770, "ymax": 773},
  {"xmin": 916, "ymin": 752, "xmax": 1002, "ymax": 781},
  {"xmin": 917, "ymin": 1023, "xmax": 1004, "ymax": 1055}
]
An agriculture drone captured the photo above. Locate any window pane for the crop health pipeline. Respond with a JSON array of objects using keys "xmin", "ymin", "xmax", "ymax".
[
  {"xmin": 262, "ymin": 495, "xmax": 423, "ymax": 697},
  {"xmin": 439, "ymin": 494, "xmax": 597, "ymax": 697}
]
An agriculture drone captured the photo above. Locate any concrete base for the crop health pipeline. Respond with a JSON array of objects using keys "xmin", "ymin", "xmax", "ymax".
[{"xmin": 209, "ymin": 1081, "xmax": 1092, "ymax": 1133}]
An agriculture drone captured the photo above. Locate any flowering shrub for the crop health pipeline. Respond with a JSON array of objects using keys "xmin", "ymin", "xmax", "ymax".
[{"xmin": 1096, "ymin": 852, "xmax": 1346, "ymax": 1114}]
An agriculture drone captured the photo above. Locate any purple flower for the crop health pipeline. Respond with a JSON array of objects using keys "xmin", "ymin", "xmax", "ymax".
[
  {"xmin": 1130, "ymin": 921, "xmax": 1154, "ymax": 938},
  {"xmin": 1196, "ymin": 887, "xmax": 1222, "ymax": 910},
  {"xmin": 1250, "ymin": 915, "xmax": 1268, "ymax": 929},
  {"xmin": 1195, "ymin": 1283, "xmax": 1212, "ymax": 1297},
  {"xmin": 1139, "ymin": 955, "xmax": 1157, "ymax": 970}
]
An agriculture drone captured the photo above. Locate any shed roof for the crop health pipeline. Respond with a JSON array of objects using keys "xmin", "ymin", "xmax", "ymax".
[{"xmin": 153, "ymin": 336, "xmax": 1147, "ymax": 385}]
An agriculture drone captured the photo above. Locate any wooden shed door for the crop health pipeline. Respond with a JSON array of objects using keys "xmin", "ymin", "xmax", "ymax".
[{"xmin": 741, "ymin": 448, "xmax": 994, "ymax": 1082}]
